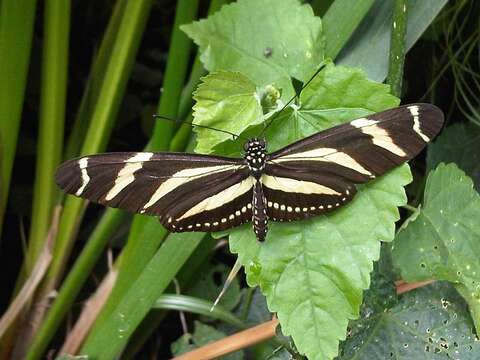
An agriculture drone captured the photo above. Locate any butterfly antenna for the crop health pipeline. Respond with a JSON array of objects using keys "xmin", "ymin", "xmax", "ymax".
[
  {"xmin": 210, "ymin": 258, "xmax": 243, "ymax": 312},
  {"xmin": 153, "ymin": 114, "xmax": 247, "ymax": 141},
  {"xmin": 260, "ymin": 61, "xmax": 327, "ymax": 136}
]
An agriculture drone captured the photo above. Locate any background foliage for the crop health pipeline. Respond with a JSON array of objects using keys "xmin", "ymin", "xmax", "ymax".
[{"xmin": 1, "ymin": 0, "xmax": 479, "ymax": 359}]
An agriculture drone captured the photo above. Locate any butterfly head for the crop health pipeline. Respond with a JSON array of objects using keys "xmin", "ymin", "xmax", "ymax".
[{"xmin": 244, "ymin": 138, "xmax": 267, "ymax": 177}]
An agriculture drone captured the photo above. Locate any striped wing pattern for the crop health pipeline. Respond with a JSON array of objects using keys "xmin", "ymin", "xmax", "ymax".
[
  {"xmin": 262, "ymin": 103, "xmax": 444, "ymax": 221},
  {"xmin": 55, "ymin": 103, "xmax": 444, "ymax": 239},
  {"xmin": 55, "ymin": 152, "xmax": 254, "ymax": 232}
]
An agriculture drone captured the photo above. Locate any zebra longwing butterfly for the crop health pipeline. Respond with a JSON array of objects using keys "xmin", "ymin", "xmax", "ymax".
[{"xmin": 55, "ymin": 104, "xmax": 444, "ymax": 242}]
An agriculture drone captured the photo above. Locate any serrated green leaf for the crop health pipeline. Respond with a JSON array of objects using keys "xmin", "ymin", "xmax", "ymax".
[
  {"xmin": 204, "ymin": 63, "xmax": 399, "ymax": 157},
  {"xmin": 192, "ymin": 71, "xmax": 263, "ymax": 153},
  {"xmin": 219, "ymin": 64, "xmax": 410, "ymax": 360},
  {"xmin": 171, "ymin": 321, "xmax": 244, "ymax": 359},
  {"xmin": 393, "ymin": 163, "xmax": 480, "ymax": 332},
  {"xmin": 182, "ymin": 0, "xmax": 324, "ymax": 99},
  {"xmin": 339, "ymin": 282, "xmax": 480, "ymax": 359},
  {"xmin": 188, "ymin": 263, "xmax": 241, "ymax": 311},
  {"xmin": 427, "ymin": 123, "xmax": 480, "ymax": 190}
]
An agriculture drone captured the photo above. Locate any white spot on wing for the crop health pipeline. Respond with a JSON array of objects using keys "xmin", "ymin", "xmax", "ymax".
[
  {"xmin": 274, "ymin": 148, "xmax": 372, "ymax": 176},
  {"xmin": 105, "ymin": 153, "xmax": 154, "ymax": 201},
  {"xmin": 177, "ymin": 177, "xmax": 254, "ymax": 220},
  {"xmin": 360, "ymin": 124, "xmax": 407, "ymax": 157},
  {"xmin": 76, "ymin": 157, "xmax": 90, "ymax": 196},
  {"xmin": 350, "ymin": 118, "xmax": 379, "ymax": 128},
  {"xmin": 261, "ymin": 175, "xmax": 341, "ymax": 195},
  {"xmin": 142, "ymin": 164, "xmax": 241, "ymax": 210},
  {"xmin": 408, "ymin": 105, "xmax": 430, "ymax": 142}
]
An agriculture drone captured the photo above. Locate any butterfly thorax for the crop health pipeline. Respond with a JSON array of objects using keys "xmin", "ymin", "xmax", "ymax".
[{"xmin": 244, "ymin": 138, "xmax": 267, "ymax": 179}]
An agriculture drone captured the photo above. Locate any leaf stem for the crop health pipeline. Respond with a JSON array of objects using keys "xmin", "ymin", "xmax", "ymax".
[
  {"xmin": 401, "ymin": 204, "xmax": 418, "ymax": 212},
  {"xmin": 387, "ymin": 0, "xmax": 408, "ymax": 97}
]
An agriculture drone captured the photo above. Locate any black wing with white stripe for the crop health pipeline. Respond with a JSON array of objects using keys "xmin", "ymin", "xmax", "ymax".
[
  {"xmin": 55, "ymin": 152, "xmax": 254, "ymax": 232},
  {"xmin": 262, "ymin": 103, "xmax": 444, "ymax": 220}
]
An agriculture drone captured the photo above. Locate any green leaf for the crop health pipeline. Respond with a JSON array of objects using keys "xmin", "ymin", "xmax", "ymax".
[
  {"xmin": 393, "ymin": 163, "xmax": 480, "ymax": 332},
  {"xmin": 222, "ymin": 64, "xmax": 409, "ymax": 360},
  {"xmin": 201, "ymin": 63, "xmax": 399, "ymax": 157},
  {"xmin": 337, "ymin": 0, "xmax": 448, "ymax": 82},
  {"xmin": 171, "ymin": 321, "xmax": 244, "ymax": 359},
  {"xmin": 188, "ymin": 263, "xmax": 241, "ymax": 311},
  {"xmin": 193, "ymin": 71, "xmax": 263, "ymax": 153},
  {"xmin": 339, "ymin": 282, "xmax": 480, "ymax": 359},
  {"xmin": 427, "ymin": 123, "xmax": 480, "ymax": 190},
  {"xmin": 182, "ymin": 0, "xmax": 324, "ymax": 99}
]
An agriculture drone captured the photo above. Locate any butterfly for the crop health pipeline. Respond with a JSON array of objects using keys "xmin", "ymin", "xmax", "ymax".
[{"xmin": 55, "ymin": 103, "xmax": 444, "ymax": 242}]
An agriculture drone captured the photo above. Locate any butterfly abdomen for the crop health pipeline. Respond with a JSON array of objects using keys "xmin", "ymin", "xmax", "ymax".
[{"xmin": 252, "ymin": 181, "xmax": 268, "ymax": 242}]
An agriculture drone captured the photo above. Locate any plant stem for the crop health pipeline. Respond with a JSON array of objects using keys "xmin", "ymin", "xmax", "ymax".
[
  {"xmin": 0, "ymin": 0, "xmax": 37, "ymax": 235},
  {"xmin": 82, "ymin": 0, "xmax": 200, "ymax": 346},
  {"xmin": 81, "ymin": 233, "xmax": 203, "ymax": 358},
  {"xmin": 43, "ymin": 0, "xmax": 154, "ymax": 296},
  {"xmin": 401, "ymin": 204, "xmax": 418, "ymax": 212},
  {"xmin": 25, "ymin": 0, "xmax": 70, "ymax": 281},
  {"xmin": 387, "ymin": 0, "xmax": 408, "ymax": 97},
  {"xmin": 62, "ymin": 0, "xmax": 127, "ymax": 161},
  {"xmin": 25, "ymin": 209, "xmax": 128, "ymax": 360}
]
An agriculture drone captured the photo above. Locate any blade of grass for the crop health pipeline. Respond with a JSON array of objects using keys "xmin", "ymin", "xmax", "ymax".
[
  {"xmin": 323, "ymin": 0, "xmax": 375, "ymax": 60},
  {"xmin": 0, "ymin": 0, "xmax": 37, "ymax": 235},
  {"xmin": 24, "ymin": 0, "xmax": 70, "ymax": 283},
  {"xmin": 63, "ymin": 0, "xmax": 127, "ymax": 161},
  {"xmin": 153, "ymin": 294, "xmax": 245, "ymax": 329},
  {"xmin": 26, "ymin": 1, "xmax": 221, "ymax": 355},
  {"xmin": 80, "ymin": 233, "xmax": 203, "ymax": 358},
  {"xmin": 41, "ymin": 0, "xmax": 154, "ymax": 296},
  {"xmin": 0, "ymin": 207, "xmax": 58, "ymax": 338},
  {"xmin": 24, "ymin": 2, "xmax": 154, "ymax": 352},
  {"xmin": 25, "ymin": 209, "xmax": 128, "ymax": 360},
  {"xmin": 59, "ymin": 268, "xmax": 118, "ymax": 355},
  {"xmin": 387, "ymin": 0, "xmax": 408, "ymax": 97},
  {"xmin": 121, "ymin": 234, "xmax": 218, "ymax": 359},
  {"xmin": 84, "ymin": 0, "xmax": 200, "ymax": 339}
]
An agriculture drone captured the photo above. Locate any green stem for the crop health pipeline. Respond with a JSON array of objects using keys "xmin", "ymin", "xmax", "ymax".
[
  {"xmin": 401, "ymin": 204, "xmax": 418, "ymax": 213},
  {"xmin": 31, "ymin": 6, "xmax": 155, "ymax": 348},
  {"xmin": 387, "ymin": 0, "xmax": 408, "ymax": 97},
  {"xmin": 25, "ymin": 209, "xmax": 128, "ymax": 360},
  {"xmin": 81, "ymin": 234, "xmax": 203, "ymax": 358},
  {"xmin": 63, "ymin": 0, "xmax": 127, "ymax": 161},
  {"xmin": 153, "ymin": 294, "xmax": 245, "ymax": 329},
  {"xmin": 83, "ymin": 0, "xmax": 200, "ymax": 342},
  {"xmin": 241, "ymin": 287, "xmax": 255, "ymax": 321},
  {"xmin": 0, "ymin": 0, "xmax": 37, "ymax": 235},
  {"xmin": 25, "ymin": 0, "xmax": 70, "ymax": 280}
]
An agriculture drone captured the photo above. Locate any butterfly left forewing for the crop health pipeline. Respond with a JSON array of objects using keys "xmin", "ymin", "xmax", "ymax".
[{"xmin": 56, "ymin": 151, "xmax": 257, "ymax": 233}]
